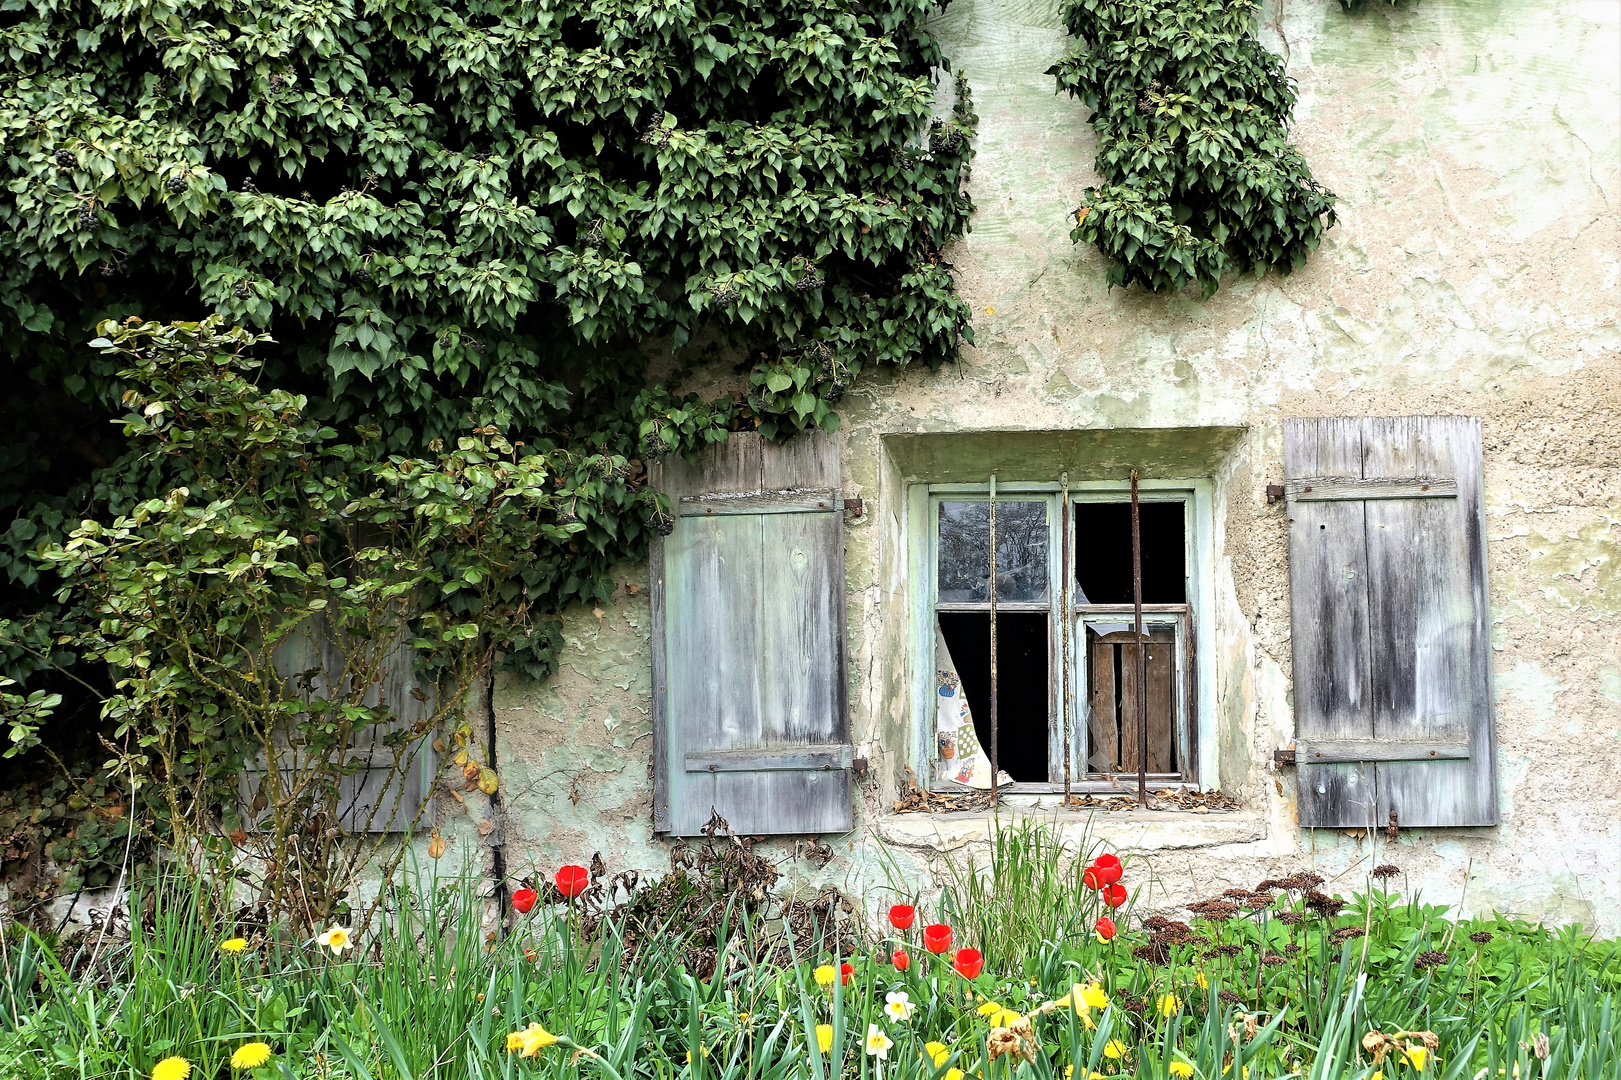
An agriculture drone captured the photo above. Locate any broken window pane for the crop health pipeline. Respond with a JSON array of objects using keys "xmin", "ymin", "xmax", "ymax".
[{"xmin": 937, "ymin": 500, "xmax": 1049, "ymax": 604}]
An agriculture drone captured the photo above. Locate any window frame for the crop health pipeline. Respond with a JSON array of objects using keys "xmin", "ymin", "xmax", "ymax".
[{"xmin": 908, "ymin": 477, "xmax": 1218, "ymax": 795}]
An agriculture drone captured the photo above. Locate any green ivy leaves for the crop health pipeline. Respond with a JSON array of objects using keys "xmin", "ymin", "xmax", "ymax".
[{"xmin": 1050, "ymin": 0, "xmax": 1336, "ymax": 298}]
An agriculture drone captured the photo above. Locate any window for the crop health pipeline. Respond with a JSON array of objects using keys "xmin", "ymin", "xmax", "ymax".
[{"xmin": 918, "ymin": 481, "xmax": 1207, "ymax": 793}]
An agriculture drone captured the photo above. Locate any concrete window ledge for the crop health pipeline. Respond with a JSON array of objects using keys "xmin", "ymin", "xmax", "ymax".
[{"xmin": 873, "ymin": 809, "xmax": 1268, "ymax": 854}]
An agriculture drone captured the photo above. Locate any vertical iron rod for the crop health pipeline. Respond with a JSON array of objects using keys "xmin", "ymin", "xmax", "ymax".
[
  {"xmin": 988, "ymin": 474, "xmax": 999, "ymax": 802},
  {"xmin": 1060, "ymin": 472, "xmax": 1072, "ymax": 803},
  {"xmin": 1131, "ymin": 470, "xmax": 1147, "ymax": 808}
]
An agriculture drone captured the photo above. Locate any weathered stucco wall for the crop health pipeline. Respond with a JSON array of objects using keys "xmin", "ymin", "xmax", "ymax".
[{"xmin": 455, "ymin": 0, "xmax": 1621, "ymax": 935}]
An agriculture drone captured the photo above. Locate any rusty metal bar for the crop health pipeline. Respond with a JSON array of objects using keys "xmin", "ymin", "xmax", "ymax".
[
  {"xmin": 1060, "ymin": 472, "xmax": 1072, "ymax": 803},
  {"xmin": 988, "ymin": 474, "xmax": 999, "ymax": 803},
  {"xmin": 1131, "ymin": 470, "xmax": 1147, "ymax": 809}
]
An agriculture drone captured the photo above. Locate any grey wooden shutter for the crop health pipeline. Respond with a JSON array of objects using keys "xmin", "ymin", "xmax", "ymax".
[
  {"xmin": 1284, "ymin": 416, "xmax": 1498, "ymax": 828},
  {"xmin": 651, "ymin": 431, "xmax": 853, "ymax": 836},
  {"xmin": 246, "ymin": 626, "xmax": 436, "ymax": 833}
]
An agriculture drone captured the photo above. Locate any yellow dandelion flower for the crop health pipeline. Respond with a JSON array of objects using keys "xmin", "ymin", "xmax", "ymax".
[
  {"xmin": 1103, "ymin": 1039, "xmax": 1129, "ymax": 1060},
  {"xmin": 975, "ymin": 999, "xmax": 1021, "ymax": 1027},
  {"xmin": 1170, "ymin": 1062, "xmax": 1195, "ymax": 1079},
  {"xmin": 1159, "ymin": 992, "xmax": 1181, "ymax": 1017},
  {"xmin": 152, "ymin": 1059, "xmax": 191, "ymax": 1080},
  {"xmin": 230, "ymin": 1043, "xmax": 272, "ymax": 1069},
  {"xmin": 219, "ymin": 938, "xmax": 248, "ymax": 954},
  {"xmin": 945, "ymin": 1071, "xmax": 965, "ymax": 1080},
  {"xmin": 924, "ymin": 1041, "xmax": 949, "ymax": 1067},
  {"xmin": 815, "ymin": 1023, "xmax": 834, "ymax": 1053},
  {"xmin": 1196, "ymin": 971, "xmax": 1210, "ymax": 990},
  {"xmin": 813, "ymin": 964, "xmax": 836, "ymax": 987}
]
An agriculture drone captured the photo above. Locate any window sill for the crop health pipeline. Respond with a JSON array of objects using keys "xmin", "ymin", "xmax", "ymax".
[{"xmin": 873, "ymin": 806, "xmax": 1267, "ymax": 854}]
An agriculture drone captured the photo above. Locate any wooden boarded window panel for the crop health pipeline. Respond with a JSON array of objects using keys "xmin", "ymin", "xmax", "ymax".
[
  {"xmin": 241, "ymin": 626, "xmax": 437, "ymax": 834},
  {"xmin": 1086, "ymin": 627, "xmax": 1176, "ymax": 774},
  {"xmin": 651, "ymin": 432, "xmax": 853, "ymax": 837},
  {"xmin": 1284, "ymin": 416, "xmax": 1498, "ymax": 828}
]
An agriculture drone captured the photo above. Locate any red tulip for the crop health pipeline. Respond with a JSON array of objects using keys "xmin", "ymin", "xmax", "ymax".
[
  {"xmin": 1082, "ymin": 865, "xmax": 1103, "ymax": 890},
  {"xmin": 953, "ymin": 948, "xmax": 984, "ymax": 979},
  {"xmin": 1093, "ymin": 853, "xmax": 1123, "ymax": 885},
  {"xmin": 1095, "ymin": 916, "xmax": 1117, "ymax": 941},
  {"xmin": 511, "ymin": 887, "xmax": 538, "ymax": 914},
  {"xmin": 891, "ymin": 948, "xmax": 910, "ymax": 971},
  {"xmin": 554, "ymin": 864, "xmax": 589, "ymax": 899},
  {"xmin": 1102, "ymin": 882, "xmax": 1128, "ymax": 908},
  {"xmin": 840, "ymin": 961, "xmax": 854, "ymax": 985},
  {"xmin": 923, "ymin": 924, "xmax": 953, "ymax": 954},
  {"xmin": 888, "ymin": 904, "xmax": 916, "ymax": 930}
]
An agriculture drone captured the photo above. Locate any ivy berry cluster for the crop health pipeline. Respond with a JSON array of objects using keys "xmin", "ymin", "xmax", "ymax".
[{"xmin": 1049, "ymin": 0, "xmax": 1337, "ymax": 298}]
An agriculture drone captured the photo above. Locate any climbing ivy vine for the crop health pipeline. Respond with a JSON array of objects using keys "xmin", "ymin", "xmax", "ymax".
[
  {"xmin": 1049, "ymin": 0, "xmax": 1335, "ymax": 298},
  {"xmin": 0, "ymin": 0, "xmax": 975, "ymax": 893}
]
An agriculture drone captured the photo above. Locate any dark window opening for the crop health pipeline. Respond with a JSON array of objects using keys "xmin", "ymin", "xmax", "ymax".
[
  {"xmin": 937, "ymin": 612, "xmax": 1049, "ymax": 782},
  {"xmin": 1072, "ymin": 501, "xmax": 1186, "ymax": 604}
]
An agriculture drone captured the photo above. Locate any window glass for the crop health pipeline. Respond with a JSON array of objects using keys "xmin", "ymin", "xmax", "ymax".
[{"xmin": 937, "ymin": 500, "xmax": 1049, "ymax": 603}]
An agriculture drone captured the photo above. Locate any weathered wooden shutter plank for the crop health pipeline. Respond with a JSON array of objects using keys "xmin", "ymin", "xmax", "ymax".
[
  {"xmin": 1284, "ymin": 418, "xmax": 1376, "ymax": 827},
  {"xmin": 1365, "ymin": 417, "xmax": 1498, "ymax": 826}
]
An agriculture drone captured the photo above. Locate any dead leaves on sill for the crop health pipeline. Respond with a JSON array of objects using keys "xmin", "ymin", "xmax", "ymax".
[{"xmin": 891, "ymin": 781, "xmax": 1240, "ymax": 815}]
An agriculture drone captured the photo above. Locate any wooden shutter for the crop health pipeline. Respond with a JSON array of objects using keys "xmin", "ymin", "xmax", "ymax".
[
  {"xmin": 651, "ymin": 431, "xmax": 853, "ymax": 836},
  {"xmin": 1284, "ymin": 416, "xmax": 1498, "ymax": 828},
  {"xmin": 244, "ymin": 627, "xmax": 436, "ymax": 833}
]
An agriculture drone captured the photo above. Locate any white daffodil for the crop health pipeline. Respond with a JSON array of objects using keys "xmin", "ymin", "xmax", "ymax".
[
  {"xmin": 316, "ymin": 927, "xmax": 354, "ymax": 954},
  {"xmin": 864, "ymin": 1023, "xmax": 893, "ymax": 1059},
  {"xmin": 883, "ymin": 990, "xmax": 914, "ymax": 1022}
]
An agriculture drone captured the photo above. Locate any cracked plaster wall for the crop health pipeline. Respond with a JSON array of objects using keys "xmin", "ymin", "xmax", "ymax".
[{"xmin": 453, "ymin": 0, "xmax": 1621, "ymax": 935}]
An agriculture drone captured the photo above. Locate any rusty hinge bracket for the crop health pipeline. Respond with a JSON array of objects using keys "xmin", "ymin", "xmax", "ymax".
[
  {"xmin": 1273, "ymin": 748, "xmax": 1296, "ymax": 767},
  {"xmin": 842, "ymin": 496, "xmax": 863, "ymax": 521},
  {"xmin": 851, "ymin": 756, "xmax": 869, "ymax": 778},
  {"xmin": 1266, "ymin": 484, "xmax": 1286, "ymax": 505}
]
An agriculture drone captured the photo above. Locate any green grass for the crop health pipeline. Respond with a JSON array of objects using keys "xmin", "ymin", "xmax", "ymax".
[{"xmin": 2, "ymin": 823, "xmax": 1617, "ymax": 1080}]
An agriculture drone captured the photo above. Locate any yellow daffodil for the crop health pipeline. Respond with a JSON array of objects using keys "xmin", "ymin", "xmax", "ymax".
[
  {"xmin": 816, "ymin": 1024, "xmax": 834, "ymax": 1053},
  {"xmin": 1371, "ymin": 1072, "xmax": 1383, "ymax": 1080},
  {"xmin": 230, "ymin": 1043, "xmax": 272, "ymax": 1069},
  {"xmin": 924, "ymin": 1041, "xmax": 950, "ymax": 1067},
  {"xmin": 1103, "ymin": 1039, "xmax": 1129, "ymax": 1060},
  {"xmin": 864, "ymin": 1023, "xmax": 893, "ymax": 1059},
  {"xmin": 505, "ymin": 1022, "xmax": 557, "ymax": 1057},
  {"xmin": 316, "ymin": 927, "xmax": 353, "ymax": 955},
  {"xmin": 1159, "ymin": 992, "xmax": 1181, "ymax": 1017},
  {"xmin": 685, "ymin": 1048, "xmax": 710, "ymax": 1063},
  {"xmin": 944, "ymin": 1070, "xmax": 965, "ymax": 1080},
  {"xmin": 884, "ymin": 990, "xmax": 915, "ymax": 1022},
  {"xmin": 219, "ymin": 938, "xmax": 248, "ymax": 954},
  {"xmin": 813, "ymin": 964, "xmax": 836, "ymax": 987},
  {"xmin": 1081, "ymin": 982, "xmax": 1109, "ymax": 1010},
  {"xmin": 1170, "ymin": 1062, "xmax": 1195, "ymax": 1079},
  {"xmin": 1063, "ymin": 1069, "xmax": 1105, "ymax": 1080},
  {"xmin": 152, "ymin": 1059, "xmax": 191, "ymax": 1080},
  {"xmin": 975, "ymin": 999, "xmax": 1021, "ymax": 1027},
  {"xmin": 1405, "ymin": 1047, "xmax": 1430, "ymax": 1072}
]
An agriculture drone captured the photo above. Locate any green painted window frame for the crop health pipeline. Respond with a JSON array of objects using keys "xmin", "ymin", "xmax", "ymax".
[{"xmin": 908, "ymin": 478, "xmax": 1219, "ymax": 795}]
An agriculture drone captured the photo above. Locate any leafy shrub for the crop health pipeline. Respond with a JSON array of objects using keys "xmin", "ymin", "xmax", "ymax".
[
  {"xmin": 0, "ymin": 0, "xmax": 978, "ymax": 893},
  {"xmin": 1048, "ymin": 0, "xmax": 1336, "ymax": 298}
]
